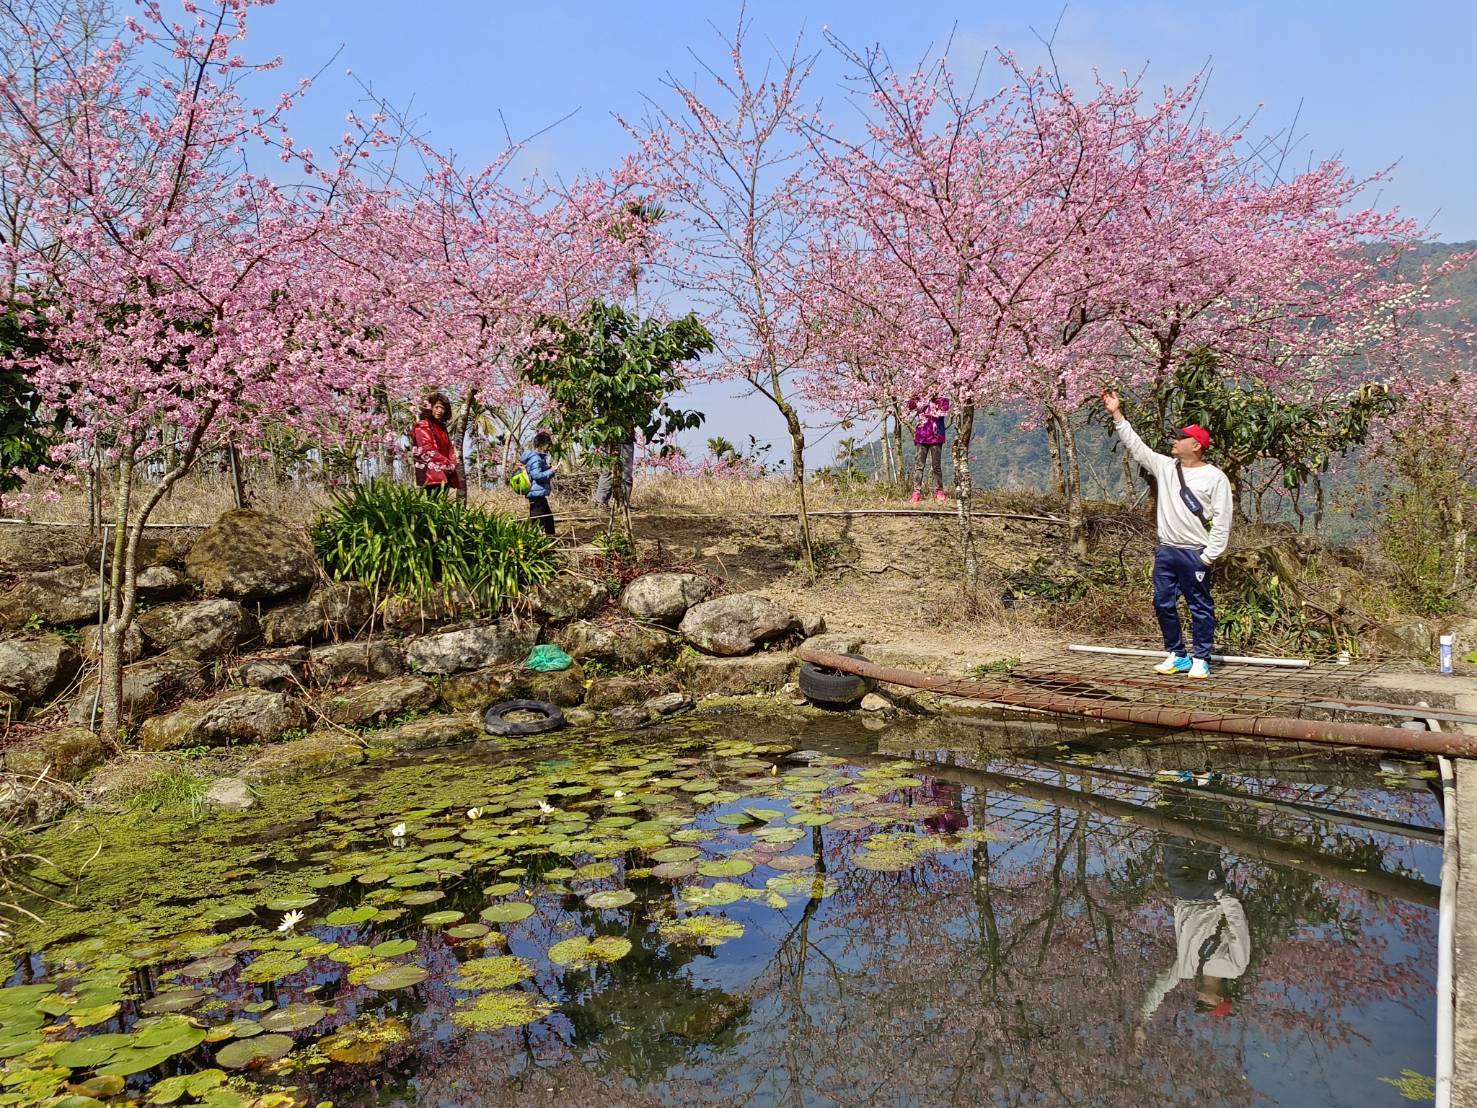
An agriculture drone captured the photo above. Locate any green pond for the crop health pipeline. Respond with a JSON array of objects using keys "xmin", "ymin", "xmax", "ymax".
[{"xmin": 0, "ymin": 712, "xmax": 1444, "ymax": 1106}]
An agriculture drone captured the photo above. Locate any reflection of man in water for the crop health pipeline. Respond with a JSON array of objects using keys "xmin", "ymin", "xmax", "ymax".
[{"xmin": 1134, "ymin": 790, "xmax": 1251, "ymax": 1048}]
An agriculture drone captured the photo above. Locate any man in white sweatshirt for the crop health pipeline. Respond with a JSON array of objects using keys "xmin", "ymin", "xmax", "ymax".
[{"xmin": 1102, "ymin": 389, "xmax": 1234, "ymax": 679}]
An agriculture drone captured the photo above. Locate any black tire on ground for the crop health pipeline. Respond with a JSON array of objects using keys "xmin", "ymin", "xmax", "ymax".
[
  {"xmin": 483, "ymin": 699, "xmax": 565, "ymax": 736},
  {"xmin": 798, "ymin": 655, "xmax": 874, "ymax": 706}
]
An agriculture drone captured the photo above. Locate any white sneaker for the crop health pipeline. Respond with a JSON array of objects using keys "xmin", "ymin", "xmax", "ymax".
[
  {"xmin": 1188, "ymin": 658, "xmax": 1211, "ymax": 680},
  {"xmin": 1154, "ymin": 653, "xmax": 1191, "ymax": 675}
]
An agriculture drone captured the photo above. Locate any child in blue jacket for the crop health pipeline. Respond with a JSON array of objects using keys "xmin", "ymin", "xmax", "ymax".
[{"xmin": 519, "ymin": 431, "xmax": 558, "ymax": 536}]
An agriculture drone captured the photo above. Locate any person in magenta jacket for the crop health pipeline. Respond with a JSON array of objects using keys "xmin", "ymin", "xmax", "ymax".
[{"xmin": 907, "ymin": 396, "xmax": 950, "ymax": 503}]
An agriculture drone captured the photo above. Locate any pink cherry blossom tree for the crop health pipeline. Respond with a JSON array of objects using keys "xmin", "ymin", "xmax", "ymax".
[{"xmin": 0, "ymin": 0, "xmax": 400, "ymax": 739}]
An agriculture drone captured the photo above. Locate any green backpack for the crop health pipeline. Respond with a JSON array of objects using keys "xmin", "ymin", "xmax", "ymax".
[{"xmin": 509, "ymin": 469, "xmax": 531, "ymax": 495}]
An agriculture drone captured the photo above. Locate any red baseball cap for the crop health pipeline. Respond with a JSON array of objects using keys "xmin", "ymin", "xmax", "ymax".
[{"xmin": 1179, "ymin": 425, "xmax": 1211, "ymax": 450}]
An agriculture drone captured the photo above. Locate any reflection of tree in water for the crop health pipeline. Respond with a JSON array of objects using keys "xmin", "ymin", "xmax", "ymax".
[
  {"xmin": 682, "ymin": 760, "xmax": 1435, "ymax": 1107},
  {"xmin": 554, "ymin": 875, "xmax": 751, "ymax": 1082}
]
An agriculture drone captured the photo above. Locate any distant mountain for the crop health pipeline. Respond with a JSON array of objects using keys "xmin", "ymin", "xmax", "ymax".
[{"xmin": 849, "ymin": 240, "xmax": 1476, "ymax": 532}]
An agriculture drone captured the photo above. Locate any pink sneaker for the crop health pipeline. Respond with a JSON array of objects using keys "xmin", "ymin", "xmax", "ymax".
[
  {"xmin": 909, "ymin": 490, "xmax": 922, "ymax": 504},
  {"xmin": 934, "ymin": 489, "xmax": 948, "ymax": 502}
]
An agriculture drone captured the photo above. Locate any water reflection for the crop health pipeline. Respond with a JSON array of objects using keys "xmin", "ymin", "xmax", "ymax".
[{"xmin": 3, "ymin": 716, "xmax": 1442, "ymax": 1108}]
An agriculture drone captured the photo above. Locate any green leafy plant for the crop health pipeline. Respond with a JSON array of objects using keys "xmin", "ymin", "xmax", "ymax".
[
  {"xmin": 311, "ymin": 480, "xmax": 559, "ymax": 609},
  {"xmin": 519, "ymin": 299, "xmax": 713, "ymax": 536}
]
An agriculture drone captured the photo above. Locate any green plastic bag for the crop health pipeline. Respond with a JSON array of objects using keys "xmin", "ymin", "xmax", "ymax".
[
  {"xmin": 509, "ymin": 469, "xmax": 531, "ymax": 495},
  {"xmin": 525, "ymin": 644, "xmax": 573, "ymax": 672}
]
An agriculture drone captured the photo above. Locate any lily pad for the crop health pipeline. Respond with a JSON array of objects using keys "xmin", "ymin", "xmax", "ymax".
[
  {"xmin": 697, "ymin": 858, "xmax": 754, "ymax": 878},
  {"xmin": 480, "ymin": 902, "xmax": 535, "ymax": 924},
  {"xmin": 651, "ymin": 846, "xmax": 701, "ymax": 863},
  {"xmin": 363, "ymin": 965, "xmax": 429, "ymax": 991},
  {"xmin": 216, "ymin": 1033, "xmax": 294, "ymax": 1069},
  {"xmin": 584, "ymin": 889, "xmax": 637, "ymax": 910},
  {"xmin": 422, "ymin": 910, "xmax": 465, "ymax": 926},
  {"xmin": 371, "ymin": 939, "xmax": 418, "ymax": 958},
  {"xmin": 326, "ymin": 906, "xmax": 377, "ymax": 927},
  {"xmin": 259, "ymin": 1002, "xmax": 328, "ymax": 1033},
  {"xmin": 658, "ymin": 915, "xmax": 745, "ymax": 947},
  {"xmin": 650, "ymin": 861, "xmax": 698, "ymax": 880},
  {"xmin": 547, "ymin": 935, "xmax": 633, "ymax": 969},
  {"xmin": 451, "ymin": 991, "xmax": 554, "ymax": 1031},
  {"xmin": 446, "ymin": 924, "xmax": 492, "ymax": 940},
  {"xmin": 454, "ymin": 955, "xmax": 535, "ymax": 990}
]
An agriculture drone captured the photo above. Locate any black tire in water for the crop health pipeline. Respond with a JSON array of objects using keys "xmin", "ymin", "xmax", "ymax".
[
  {"xmin": 797, "ymin": 654, "xmax": 874, "ymax": 706},
  {"xmin": 483, "ymin": 699, "xmax": 565, "ymax": 736}
]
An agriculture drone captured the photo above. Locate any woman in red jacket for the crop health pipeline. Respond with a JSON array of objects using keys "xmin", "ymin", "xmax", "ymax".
[{"xmin": 410, "ymin": 393, "xmax": 460, "ymax": 495}]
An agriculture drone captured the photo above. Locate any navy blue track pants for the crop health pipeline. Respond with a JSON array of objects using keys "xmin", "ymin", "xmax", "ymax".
[{"xmin": 1153, "ymin": 544, "xmax": 1216, "ymax": 661}]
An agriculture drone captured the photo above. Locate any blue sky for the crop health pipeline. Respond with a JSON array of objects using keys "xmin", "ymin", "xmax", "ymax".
[{"xmin": 248, "ymin": 1, "xmax": 1477, "ymax": 462}]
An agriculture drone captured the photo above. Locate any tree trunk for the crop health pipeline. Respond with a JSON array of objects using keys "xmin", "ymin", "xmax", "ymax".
[
  {"xmin": 227, "ymin": 443, "xmax": 247, "ymax": 509},
  {"xmin": 1047, "ymin": 422, "xmax": 1066, "ymax": 498},
  {"xmin": 950, "ymin": 404, "xmax": 979, "ymax": 583},
  {"xmin": 778, "ymin": 399, "xmax": 815, "ymax": 578},
  {"xmin": 1050, "ymin": 406, "xmax": 1089, "ymax": 558},
  {"xmin": 879, "ymin": 416, "xmax": 894, "ymax": 487},
  {"xmin": 452, "ymin": 390, "xmax": 477, "ymax": 506},
  {"xmin": 98, "ymin": 448, "xmax": 136, "ymax": 742},
  {"xmin": 891, "ymin": 407, "xmax": 905, "ymax": 493},
  {"xmin": 1451, "ymin": 497, "xmax": 1467, "ymax": 594}
]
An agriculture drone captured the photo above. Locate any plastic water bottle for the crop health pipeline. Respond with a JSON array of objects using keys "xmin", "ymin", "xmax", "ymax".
[{"xmin": 1440, "ymin": 634, "xmax": 1454, "ymax": 675}]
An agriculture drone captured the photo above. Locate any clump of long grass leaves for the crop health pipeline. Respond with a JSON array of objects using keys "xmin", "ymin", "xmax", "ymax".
[{"xmin": 311, "ymin": 481, "xmax": 560, "ymax": 611}]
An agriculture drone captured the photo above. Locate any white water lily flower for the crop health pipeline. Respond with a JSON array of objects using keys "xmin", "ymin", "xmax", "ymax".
[
  {"xmin": 536, "ymin": 800, "xmax": 555, "ymax": 815},
  {"xmin": 277, "ymin": 910, "xmax": 304, "ymax": 932},
  {"xmin": 466, "ymin": 807, "xmax": 482, "ymax": 820},
  {"xmin": 613, "ymin": 791, "xmax": 625, "ymax": 799},
  {"xmin": 389, "ymin": 822, "xmax": 407, "ymax": 838}
]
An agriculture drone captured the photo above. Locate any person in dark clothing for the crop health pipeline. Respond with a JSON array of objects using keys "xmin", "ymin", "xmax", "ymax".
[
  {"xmin": 410, "ymin": 393, "xmax": 460, "ymax": 495},
  {"xmin": 518, "ymin": 430, "xmax": 558, "ymax": 536}
]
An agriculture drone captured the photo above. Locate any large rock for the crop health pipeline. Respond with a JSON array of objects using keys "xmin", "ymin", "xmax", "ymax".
[
  {"xmin": 137, "ymin": 599, "xmax": 256, "ymax": 660},
  {"xmin": 68, "ymin": 658, "xmax": 201, "ymax": 725},
  {"xmin": 203, "ymin": 777, "xmax": 256, "ymax": 812},
  {"xmin": 679, "ymin": 595, "xmax": 800, "ymax": 657},
  {"xmin": 405, "ymin": 622, "xmax": 538, "ymax": 676},
  {"xmin": 0, "ymin": 635, "xmax": 81, "ymax": 707},
  {"xmin": 561, "ymin": 620, "xmax": 673, "ymax": 668},
  {"xmin": 376, "ymin": 714, "xmax": 483, "ymax": 752},
  {"xmin": 185, "ymin": 509, "xmax": 317, "ymax": 601},
  {"xmin": 137, "ymin": 690, "xmax": 306, "ymax": 751},
  {"xmin": 586, "ymin": 675, "xmax": 675, "ymax": 710},
  {"xmin": 1367, "ymin": 618, "xmax": 1437, "ymax": 660},
  {"xmin": 242, "ymin": 731, "xmax": 366, "ymax": 783},
  {"xmin": 680, "ymin": 652, "xmax": 795, "ymax": 696},
  {"xmin": 261, "ymin": 583, "xmax": 374, "ymax": 646},
  {"xmin": 0, "ymin": 775, "xmax": 72, "ymax": 827},
  {"xmin": 530, "ymin": 576, "xmax": 608, "ymax": 623},
  {"xmin": 309, "ymin": 641, "xmax": 402, "ymax": 684},
  {"xmin": 4, "ymin": 727, "xmax": 105, "ymax": 782},
  {"xmin": 135, "ymin": 565, "xmax": 190, "ymax": 602},
  {"xmin": 620, "ymin": 573, "xmax": 711, "ymax": 626},
  {"xmin": 801, "ymin": 632, "xmax": 866, "ymax": 656},
  {"xmin": 322, "ymin": 677, "xmax": 438, "ymax": 727},
  {"xmin": 515, "ymin": 663, "xmax": 586, "ymax": 708},
  {"xmin": 0, "ymin": 526, "xmax": 90, "ymax": 573},
  {"xmin": 85, "ymin": 531, "xmax": 195, "ymax": 571},
  {"xmin": 231, "ymin": 647, "xmax": 308, "ymax": 691},
  {"xmin": 0, "ymin": 565, "xmax": 100, "ymax": 630},
  {"xmin": 440, "ymin": 667, "xmax": 519, "ymax": 712}
]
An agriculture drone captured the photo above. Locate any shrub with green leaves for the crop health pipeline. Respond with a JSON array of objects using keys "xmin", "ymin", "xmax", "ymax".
[{"xmin": 311, "ymin": 481, "xmax": 559, "ymax": 609}]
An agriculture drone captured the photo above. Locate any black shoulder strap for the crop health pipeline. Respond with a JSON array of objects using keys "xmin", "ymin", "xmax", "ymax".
[{"xmin": 1175, "ymin": 461, "xmax": 1212, "ymax": 528}]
